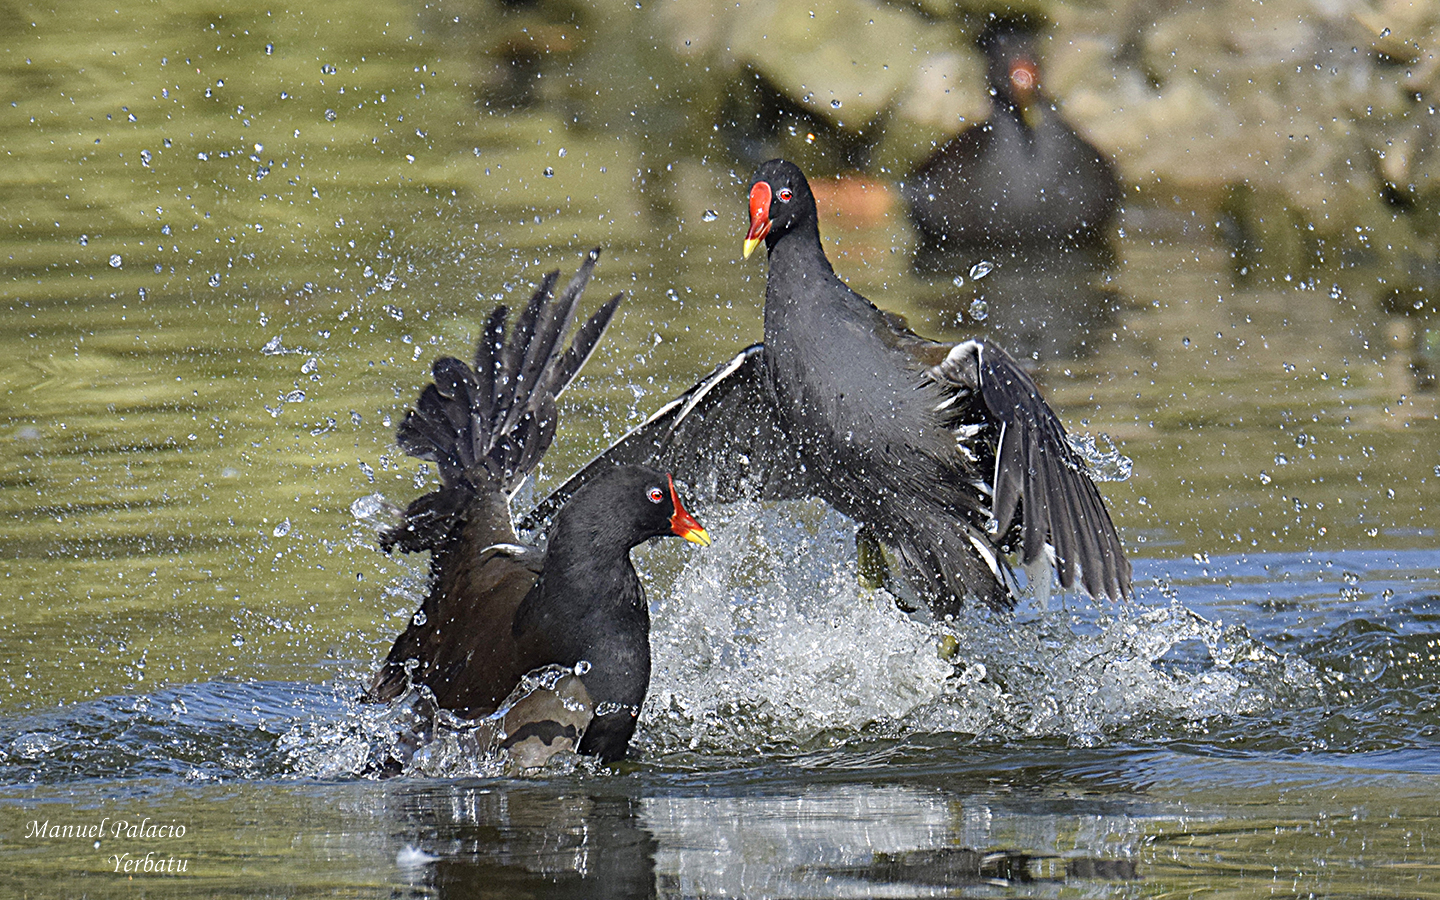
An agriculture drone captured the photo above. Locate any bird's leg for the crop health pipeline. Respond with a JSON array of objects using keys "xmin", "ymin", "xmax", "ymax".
[
  {"xmin": 855, "ymin": 524, "xmax": 889, "ymax": 591},
  {"xmin": 855, "ymin": 525, "xmax": 926, "ymax": 614}
]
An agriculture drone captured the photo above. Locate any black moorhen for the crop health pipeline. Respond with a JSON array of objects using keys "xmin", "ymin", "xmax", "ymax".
[
  {"xmin": 903, "ymin": 17, "xmax": 1120, "ymax": 274},
  {"xmin": 523, "ymin": 162, "xmax": 1129, "ymax": 615},
  {"xmin": 365, "ymin": 250, "xmax": 711, "ymax": 765}
]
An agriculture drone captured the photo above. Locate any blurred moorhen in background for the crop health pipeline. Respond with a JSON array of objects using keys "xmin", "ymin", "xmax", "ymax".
[
  {"xmin": 524, "ymin": 162, "xmax": 1130, "ymax": 616},
  {"xmin": 365, "ymin": 250, "xmax": 710, "ymax": 765},
  {"xmin": 903, "ymin": 16, "xmax": 1120, "ymax": 275}
]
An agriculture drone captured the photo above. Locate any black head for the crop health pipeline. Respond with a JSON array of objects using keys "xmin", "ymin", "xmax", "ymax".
[
  {"xmin": 744, "ymin": 159, "xmax": 818, "ymax": 258},
  {"xmin": 976, "ymin": 17, "xmax": 1043, "ymax": 109},
  {"xmin": 556, "ymin": 465, "xmax": 710, "ymax": 554}
]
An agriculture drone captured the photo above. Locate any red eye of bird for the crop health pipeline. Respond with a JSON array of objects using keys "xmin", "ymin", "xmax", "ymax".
[
  {"xmin": 778, "ymin": 188, "xmax": 794, "ymax": 202},
  {"xmin": 647, "ymin": 486, "xmax": 665, "ymax": 504}
]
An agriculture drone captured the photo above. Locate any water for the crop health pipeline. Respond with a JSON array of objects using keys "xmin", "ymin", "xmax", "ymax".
[{"xmin": 3, "ymin": 1, "xmax": 1439, "ymax": 896}]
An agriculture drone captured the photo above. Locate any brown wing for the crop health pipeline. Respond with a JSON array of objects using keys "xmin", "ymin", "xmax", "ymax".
[{"xmin": 365, "ymin": 526, "xmax": 545, "ymax": 714}]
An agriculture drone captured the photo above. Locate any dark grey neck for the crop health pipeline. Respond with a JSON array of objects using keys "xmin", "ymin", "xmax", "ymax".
[
  {"xmin": 765, "ymin": 218, "xmax": 834, "ymax": 298},
  {"xmin": 544, "ymin": 514, "xmax": 637, "ymax": 585}
]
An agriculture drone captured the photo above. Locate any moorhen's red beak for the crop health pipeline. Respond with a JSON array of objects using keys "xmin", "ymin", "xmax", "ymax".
[
  {"xmin": 743, "ymin": 182, "xmax": 772, "ymax": 259},
  {"xmin": 667, "ymin": 474, "xmax": 711, "ymax": 545},
  {"xmin": 1010, "ymin": 58, "xmax": 1039, "ymax": 111}
]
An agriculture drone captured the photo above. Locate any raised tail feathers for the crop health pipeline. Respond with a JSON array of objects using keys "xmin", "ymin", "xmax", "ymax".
[{"xmin": 381, "ymin": 249, "xmax": 621, "ymax": 554}]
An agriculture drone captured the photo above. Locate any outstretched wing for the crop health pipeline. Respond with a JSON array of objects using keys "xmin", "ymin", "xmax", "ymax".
[
  {"xmin": 927, "ymin": 338, "xmax": 1131, "ymax": 601},
  {"xmin": 382, "ymin": 249, "xmax": 621, "ymax": 555},
  {"xmin": 519, "ymin": 344, "xmax": 809, "ymax": 534}
]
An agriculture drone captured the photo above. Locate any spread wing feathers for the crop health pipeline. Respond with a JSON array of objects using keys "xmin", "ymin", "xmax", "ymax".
[
  {"xmin": 518, "ymin": 344, "xmax": 809, "ymax": 534},
  {"xmin": 928, "ymin": 339, "xmax": 1131, "ymax": 600},
  {"xmin": 894, "ymin": 516, "xmax": 1018, "ymax": 614},
  {"xmin": 382, "ymin": 249, "xmax": 621, "ymax": 554}
]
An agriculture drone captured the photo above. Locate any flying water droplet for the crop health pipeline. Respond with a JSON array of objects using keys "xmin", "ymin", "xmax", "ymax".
[
  {"xmin": 411, "ymin": 610, "xmax": 427, "ymax": 626},
  {"xmin": 109, "ymin": 255, "xmax": 122, "ymax": 268},
  {"xmin": 1259, "ymin": 471, "xmax": 1272, "ymax": 484},
  {"xmin": 349, "ymin": 493, "xmax": 386, "ymax": 522},
  {"xmin": 79, "ymin": 234, "xmax": 88, "ymax": 246},
  {"xmin": 1067, "ymin": 433, "xmax": 1133, "ymax": 481},
  {"xmin": 272, "ymin": 518, "xmax": 291, "ymax": 537},
  {"xmin": 968, "ymin": 298, "xmax": 988, "ymax": 321},
  {"xmin": 968, "ymin": 260, "xmax": 995, "ymax": 280},
  {"xmin": 321, "ymin": 63, "xmax": 337, "ymax": 74},
  {"xmin": 543, "ymin": 167, "xmax": 554, "ymax": 178},
  {"xmin": 951, "ymin": 275, "xmax": 965, "ymax": 288},
  {"xmin": 265, "ymin": 42, "xmax": 274, "ymax": 55},
  {"xmin": 208, "ymin": 273, "xmax": 222, "ymax": 287},
  {"xmin": 701, "ymin": 209, "xmax": 719, "ymax": 222},
  {"xmin": 324, "ymin": 109, "xmax": 337, "ymax": 122},
  {"xmin": 830, "ymin": 99, "xmax": 842, "ymax": 108},
  {"xmin": 231, "ymin": 634, "xmax": 246, "ymax": 648}
]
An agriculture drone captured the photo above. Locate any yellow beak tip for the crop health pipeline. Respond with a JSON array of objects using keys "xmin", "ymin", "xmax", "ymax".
[
  {"xmin": 684, "ymin": 528, "xmax": 712, "ymax": 547},
  {"xmin": 742, "ymin": 238, "xmax": 761, "ymax": 259}
]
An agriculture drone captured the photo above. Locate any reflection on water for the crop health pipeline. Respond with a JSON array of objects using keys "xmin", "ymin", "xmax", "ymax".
[
  {"xmin": 2, "ymin": 0, "xmax": 1439, "ymax": 895},
  {"xmin": 4, "ymin": 742, "xmax": 1438, "ymax": 897},
  {"xmin": 2, "ymin": 549, "xmax": 1438, "ymax": 895}
]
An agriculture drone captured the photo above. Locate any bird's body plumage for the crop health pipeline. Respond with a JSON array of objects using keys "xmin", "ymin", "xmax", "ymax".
[
  {"xmin": 366, "ymin": 251, "xmax": 707, "ymax": 764},
  {"xmin": 524, "ymin": 162, "xmax": 1129, "ymax": 615},
  {"xmin": 904, "ymin": 20, "xmax": 1119, "ymax": 274}
]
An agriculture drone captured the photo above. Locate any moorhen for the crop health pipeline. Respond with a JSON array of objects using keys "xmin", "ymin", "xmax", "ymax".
[
  {"xmin": 365, "ymin": 250, "xmax": 711, "ymax": 765},
  {"xmin": 903, "ymin": 17, "xmax": 1120, "ymax": 274},
  {"xmin": 524, "ymin": 162, "xmax": 1129, "ymax": 615}
]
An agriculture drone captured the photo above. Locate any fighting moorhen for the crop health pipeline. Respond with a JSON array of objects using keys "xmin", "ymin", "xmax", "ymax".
[
  {"xmin": 366, "ymin": 250, "xmax": 711, "ymax": 765},
  {"xmin": 524, "ymin": 162, "xmax": 1129, "ymax": 615},
  {"xmin": 903, "ymin": 17, "xmax": 1120, "ymax": 274}
]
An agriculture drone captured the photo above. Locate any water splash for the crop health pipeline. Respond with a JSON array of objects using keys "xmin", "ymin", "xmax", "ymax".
[
  {"xmin": 1067, "ymin": 433, "xmax": 1133, "ymax": 482},
  {"xmin": 636, "ymin": 502, "xmax": 1316, "ymax": 756},
  {"xmin": 281, "ymin": 665, "xmax": 597, "ymax": 779}
]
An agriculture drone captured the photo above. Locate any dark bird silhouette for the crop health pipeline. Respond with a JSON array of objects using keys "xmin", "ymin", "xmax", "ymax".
[
  {"xmin": 903, "ymin": 17, "xmax": 1120, "ymax": 275},
  {"xmin": 522, "ymin": 162, "xmax": 1130, "ymax": 616},
  {"xmin": 366, "ymin": 250, "xmax": 710, "ymax": 765}
]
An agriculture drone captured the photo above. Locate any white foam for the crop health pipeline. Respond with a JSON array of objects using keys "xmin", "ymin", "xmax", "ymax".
[{"xmin": 636, "ymin": 501, "xmax": 1321, "ymax": 755}]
